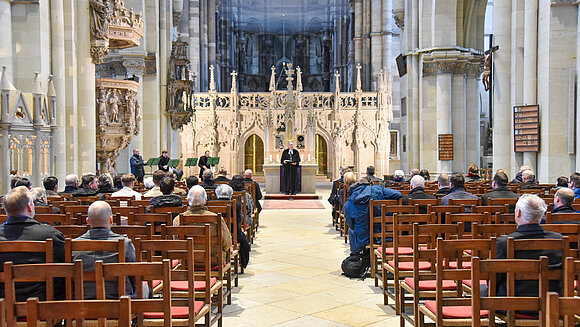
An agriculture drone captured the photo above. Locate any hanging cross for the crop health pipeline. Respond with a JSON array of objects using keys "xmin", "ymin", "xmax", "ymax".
[{"xmin": 230, "ymin": 70, "xmax": 237, "ymax": 92}]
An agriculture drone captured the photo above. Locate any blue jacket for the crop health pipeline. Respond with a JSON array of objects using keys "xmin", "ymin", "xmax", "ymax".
[
  {"xmin": 574, "ymin": 188, "xmax": 580, "ymax": 199},
  {"xmin": 344, "ymin": 184, "xmax": 402, "ymax": 254}
]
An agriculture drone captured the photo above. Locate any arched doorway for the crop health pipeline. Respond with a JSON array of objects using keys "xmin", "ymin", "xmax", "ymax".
[
  {"xmin": 315, "ymin": 134, "xmax": 328, "ymax": 175},
  {"xmin": 244, "ymin": 134, "xmax": 264, "ymax": 174}
]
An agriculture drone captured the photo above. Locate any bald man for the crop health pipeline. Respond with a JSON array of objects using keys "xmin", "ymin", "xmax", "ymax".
[
  {"xmin": 539, "ymin": 188, "xmax": 579, "ymax": 225},
  {"xmin": 72, "ymin": 201, "xmax": 137, "ymax": 299},
  {"xmin": 519, "ymin": 170, "xmax": 541, "ymax": 190}
]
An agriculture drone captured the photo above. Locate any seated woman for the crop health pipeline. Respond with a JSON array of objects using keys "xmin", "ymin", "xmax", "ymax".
[
  {"xmin": 228, "ymin": 175, "xmax": 254, "ymax": 229},
  {"xmin": 213, "ymin": 184, "xmax": 250, "ymax": 268}
]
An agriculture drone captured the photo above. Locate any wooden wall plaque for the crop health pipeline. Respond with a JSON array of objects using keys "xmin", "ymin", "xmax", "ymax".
[
  {"xmin": 513, "ymin": 105, "xmax": 539, "ymax": 152},
  {"xmin": 438, "ymin": 134, "xmax": 454, "ymax": 161}
]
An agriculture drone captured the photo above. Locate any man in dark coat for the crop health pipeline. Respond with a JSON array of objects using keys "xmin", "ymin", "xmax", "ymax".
[
  {"xmin": 0, "ymin": 186, "xmax": 66, "ymax": 302},
  {"xmin": 149, "ymin": 177, "xmax": 183, "ymax": 211},
  {"xmin": 72, "ymin": 173, "xmax": 100, "ymax": 197},
  {"xmin": 481, "ymin": 171, "xmax": 520, "ymax": 205},
  {"xmin": 519, "ymin": 170, "xmax": 542, "ymax": 190},
  {"xmin": 214, "ymin": 184, "xmax": 250, "ymax": 268},
  {"xmin": 435, "ymin": 173, "xmax": 451, "ymax": 197},
  {"xmin": 158, "ymin": 150, "xmax": 170, "ymax": 172},
  {"xmin": 540, "ymin": 188, "xmax": 578, "ymax": 224},
  {"xmin": 130, "ymin": 148, "xmax": 145, "ymax": 183},
  {"xmin": 441, "ymin": 173, "xmax": 478, "ymax": 205},
  {"xmin": 72, "ymin": 201, "xmax": 138, "ymax": 299},
  {"xmin": 364, "ymin": 166, "xmax": 383, "ymax": 185},
  {"xmin": 200, "ymin": 169, "xmax": 218, "ymax": 190},
  {"xmin": 62, "ymin": 174, "xmax": 79, "ymax": 194},
  {"xmin": 43, "ymin": 176, "xmax": 60, "ymax": 197},
  {"xmin": 215, "ymin": 169, "xmax": 231, "ymax": 183},
  {"xmin": 281, "ymin": 141, "xmax": 300, "ymax": 195},
  {"xmin": 401, "ymin": 175, "xmax": 436, "ymax": 213},
  {"xmin": 198, "ymin": 150, "xmax": 212, "ymax": 179},
  {"xmin": 494, "ymin": 194, "xmax": 562, "ymax": 317}
]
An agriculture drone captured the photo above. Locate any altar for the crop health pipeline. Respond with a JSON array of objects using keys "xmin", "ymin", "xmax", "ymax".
[{"xmin": 264, "ymin": 163, "xmax": 318, "ymax": 194}]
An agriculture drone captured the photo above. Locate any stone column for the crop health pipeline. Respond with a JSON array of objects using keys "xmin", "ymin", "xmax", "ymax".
[
  {"xmin": 370, "ymin": 0, "xmax": 382, "ymax": 85},
  {"xmin": 76, "ymin": 0, "xmax": 96, "ymax": 174},
  {"xmin": 436, "ymin": 73, "xmax": 452, "ymax": 174},
  {"xmin": 50, "ymin": 0, "xmax": 67, "ymax": 184},
  {"xmin": 0, "ymin": 0, "xmax": 13, "ymax": 82},
  {"xmin": 1, "ymin": 75, "xmax": 10, "ymax": 193},
  {"xmin": 522, "ymin": 0, "xmax": 538, "ymax": 172},
  {"xmin": 492, "ymin": 0, "xmax": 513, "ymax": 175},
  {"xmin": 576, "ymin": 4, "xmax": 580, "ymax": 171},
  {"xmin": 142, "ymin": 0, "xmax": 161, "ymax": 161},
  {"xmin": 465, "ymin": 64, "xmax": 481, "ymax": 169}
]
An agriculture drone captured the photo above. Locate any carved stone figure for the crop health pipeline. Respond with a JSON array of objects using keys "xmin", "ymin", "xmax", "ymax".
[
  {"xmin": 90, "ymin": 0, "xmax": 109, "ymax": 40},
  {"xmin": 108, "ymin": 89, "xmax": 120, "ymax": 122}
]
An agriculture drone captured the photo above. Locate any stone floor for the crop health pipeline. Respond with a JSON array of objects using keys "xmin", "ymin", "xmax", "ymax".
[{"xmin": 222, "ymin": 184, "xmax": 399, "ymax": 326}]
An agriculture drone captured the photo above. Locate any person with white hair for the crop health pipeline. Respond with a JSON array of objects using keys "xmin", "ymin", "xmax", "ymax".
[
  {"xmin": 511, "ymin": 164, "xmax": 532, "ymax": 183},
  {"xmin": 62, "ymin": 174, "xmax": 79, "ymax": 193},
  {"xmin": 200, "ymin": 169, "xmax": 217, "ymax": 190},
  {"xmin": 173, "ymin": 185, "xmax": 232, "ymax": 266},
  {"xmin": 401, "ymin": 175, "xmax": 436, "ymax": 213},
  {"xmin": 519, "ymin": 169, "xmax": 541, "ymax": 190},
  {"xmin": 213, "ymin": 184, "xmax": 251, "ymax": 268},
  {"xmin": 392, "ymin": 170, "xmax": 405, "ymax": 183},
  {"xmin": 30, "ymin": 187, "xmax": 60, "ymax": 214},
  {"xmin": 243, "ymin": 169, "xmax": 262, "ymax": 213},
  {"xmin": 494, "ymin": 194, "xmax": 562, "ymax": 309}
]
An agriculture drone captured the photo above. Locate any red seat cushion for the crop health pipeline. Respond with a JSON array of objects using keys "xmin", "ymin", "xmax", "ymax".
[
  {"xmin": 447, "ymin": 261, "xmax": 471, "ymax": 269},
  {"xmin": 377, "ymin": 246, "xmax": 427, "ymax": 255},
  {"xmin": 387, "ymin": 261, "xmax": 431, "ymax": 271},
  {"xmin": 462, "ymin": 279, "xmax": 487, "ymax": 288},
  {"xmin": 144, "ymin": 303, "xmax": 205, "ymax": 319},
  {"xmin": 151, "ymin": 280, "xmax": 163, "ymax": 288},
  {"xmin": 424, "ymin": 300, "xmax": 488, "ymax": 318},
  {"xmin": 172, "ymin": 259, "xmax": 180, "ymax": 268},
  {"xmin": 403, "ymin": 277, "xmax": 457, "ymax": 291},
  {"xmin": 170, "ymin": 278, "xmax": 218, "ymax": 291}
]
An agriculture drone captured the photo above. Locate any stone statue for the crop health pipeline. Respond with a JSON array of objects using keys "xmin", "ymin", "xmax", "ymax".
[
  {"xmin": 482, "ymin": 47, "xmax": 498, "ymax": 92},
  {"xmin": 134, "ymin": 101, "xmax": 141, "ymax": 135},
  {"xmin": 108, "ymin": 89, "xmax": 120, "ymax": 122},
  {"xmin": 97, "ymin": 88, "xmax": 107, "ymax": 126},
  {"xmin": 90, "ymin": 0, "xmax": 109, "ymax": 40}
]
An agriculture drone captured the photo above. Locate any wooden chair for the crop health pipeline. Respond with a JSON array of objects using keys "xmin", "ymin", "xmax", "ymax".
[
  {"xmin": 543, "ymin": 224, "xmax": 580, "ymax": 258},
  {"xmin": 368, "ymin": 200, "xmax": 412, "ymax": 285},
  {"xmin": 130, "ymin": 199, "xmax": 152, "ymax": 207},
  {"xmin": 143, "ymin": 231, "xmax": 218, "ymax": 326},
  {"xmin": 558, "ymin": 257, "xmax": 580, "ymax": 326},
  {"xmin": 472, "ymin": 222, "xmax": 516, "ymax": 239},
  {"xmin": 61, "ymin": 205, "xmax": 90, "ymax": 223},
  {"xmin": 33, "ymin": 213, "xmax": 71, "ymax": 225},
  {"xmin": 54, "ymin": 225, "xmax": 89, "ymax": 238},
  {"xmin": 111, "ymin": 225, "xmax": 150, "ymax": 242},
  {"xmin": 471, "ymin": 205, "xmax": 509, "ymax": 215},
  {"xmin": 448, "ymin": 198, "xmax": 481, "ymax": 206},
  {"xmin": 546, "ymin": 292, "xmax": 580, "ymax": 327},
  {"xmin": 73, "ymin": 196, "xmax": 99, "ymax": 205},
  {"xmin": 207, "ymin": 202, "xmax": 242, "ymax": 283},
  {"xmin": 427, "ymin": 205, "xmax": 463, "ymax": 223},
  {"xmin": 33, "ymin": 206, "xmax": 55, "ymax": 214},
  {"xmin": 408, "ymin": 198, "xmax": 441, "ymax": 214},
  {"xmin": 471, "ymin": 256, "xmax": 549, "ymax": 327},
  {"xmin": 446, "ymin": 212, "xmax": 492, "ymax": 236},
  {"xmin": 3, "ymin": 260, "xmax": 84, "ymax": 327},
  {"xmin": 417, "ymin": 238, "xmax": 496, "ymax": 326},
  {"xmin": 545, "ymin": 212, "xmax": 580, "ymax": 224},
  {"xmin": 163, "ymin": 221, "xmax": 233, "ymax": 306},
  {"xmin": 150, "ymin": 205, "xmax": 187, "ymax": 215},
  {"xmin": 399, "ymin": 223, "xmax": 465, "ymax": 327},
  {"xmin": 109, "ymin": 196, "xmax": 135, "ymax": 207},
  {"xmin": 95, "ymin": 260, "xmax": 174, "ymax": 326},
  {"xmin": 25, "ymin": 296, "xmax": 132, "ymax": 327},
  {"xmin": 494, "ymin": 212, "xmax": 516, "ymax": 224},
  {"xmin": 129, "ymin": 213, "xmax": 173, "ymax": 237},
  {"xmin": 381, "ymin": 213, "xmax": 436, "ymax": 310}
]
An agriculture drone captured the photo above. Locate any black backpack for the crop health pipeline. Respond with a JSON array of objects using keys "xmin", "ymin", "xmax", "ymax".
[{"xmin": 341, "ymin": 250, "xmax": 370, "ymax": 279}]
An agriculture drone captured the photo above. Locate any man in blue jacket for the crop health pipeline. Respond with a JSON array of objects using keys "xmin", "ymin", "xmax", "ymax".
[{"xmin": 344, "ymin": 179, "xmax": 402, "ymax": 254}]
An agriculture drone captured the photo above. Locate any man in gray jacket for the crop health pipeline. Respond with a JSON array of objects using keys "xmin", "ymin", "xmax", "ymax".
[{"xmin": 72, "ymin": 201, "xmax": 137, "ymax": 299}]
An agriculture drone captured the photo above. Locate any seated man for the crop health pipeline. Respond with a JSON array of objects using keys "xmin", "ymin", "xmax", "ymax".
[
  {"xmin": 72, "ymin": 173, "xmax": 100, "ymax": 197},
  {"xmin": 97, "ymin": 174, "xmax": 117, "ymax": 194},
  {"xmin": 401, "ymin": 175, "xmax": 436, "ymax": 213},
  {"xmin": 481, "ymin": 171, "xmax": 519, "ymax": 206},
  {"xmin": 441, "ymin": 173, "xmax": 478, "ymax": 205},
  {"xmin": 494, "ymin": 194, "xmax": 562, "ymax": 316},
  {"xmin": 570, "ymin": 174, "xmax": 580, "ymax": 199},
  {"xmin": 149, "ymin": 177, "xmax": 183, "ymax": 209},
  {"xmin": 465, "ymin": 163, "xmax": 481, "ymax": 183},
  {"xmin": 43, "ymin": 176, "xmax": 59, "ymax": 197},
  {"xmin": 0, "ymin": 186, "xmax": 65, "ymax": 301},
  {"xmin": 519, "ymin": 170, "xmax": 541, "ymax": 190},
  {"xmin": 186, "ymin": 175, "xmax": 199, "ymax": 190},
  {"xmin": 143, "ymin": 170, "xmax": 165, "ymax": 197},
  {"xmin": 344, "ymin": 179, "xmax": 402, "ymax": 254},
  {"xmin": 166, "ymin": 171, "xmax": 187, "ymax": 195},
  {"xmin": 72, "ymin": 201, "xmax": 138, "ymax": 299},
  {"xmin": 200, "ymin": 169, "xmax": 218, "ymax": 190},
  {"xmin": 540, "ymin": 188, "xmax": 577, "ymax": 224},
  {"xmin": 511, "ymin": 165, "xmax": 532, "ymax": 184},
  {"xmin": 364, "ymin": 166, "xmax": 383, "ymax": 184},
  {"xmin": 214, "ymin": 184, "xmax": 250, "ymax": 268},
  {"xmin": 30, "ymin": 187, "xmax": 60, "ymax": 214},
  {"xmin": 434, "ymin": 173, "xmax": 451, "ymax": 197},
  {"xmin": 214, "ymin": 169, "xmax": 231, "ymax": 183},
  {"xmin": 174, "ymin": 185, "xmax": 232, "ymax": 266},
  {"xmin": 62, "ymin": 174, "xmax": 79, "ymax": 194},
  {"xmin": 111, "ymin": 173, "xmax": 142, "ymax": 200}
]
